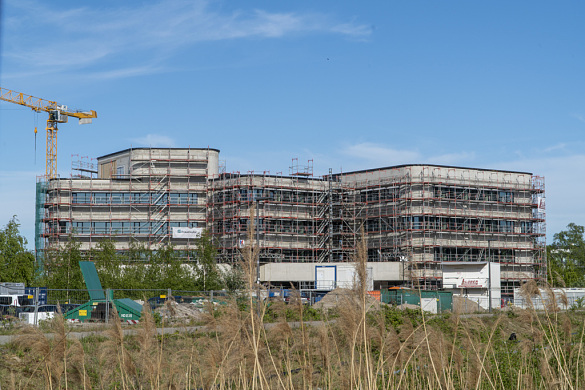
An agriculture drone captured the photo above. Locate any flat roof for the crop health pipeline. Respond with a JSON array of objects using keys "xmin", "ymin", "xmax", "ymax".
[
  {"xmin": 98, "ymin": 147, "xmax": 220, "ymax": 160},
  {"xmin": 333, "ymin": 163, "xmax": 532, "ymax": 177}
]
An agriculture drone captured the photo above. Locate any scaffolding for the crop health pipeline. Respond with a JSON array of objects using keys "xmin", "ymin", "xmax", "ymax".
[
  {"xmin": 334, "ymin": 165, "xmax": 546, "ymax": 295},
  {"xmin": 208, "ymin": 170, "xmax": 327, "ymax": 264},
  {"xmin": 207, "ymin": 164, "xmax": 545, "ymax": 295},
  {"xmin": 37, "ymin": 147, "xmax": 217, "ymax": 259},
  {"xmin": 37, "ymin": 150, "xmax": 546, "ymax": 297}
]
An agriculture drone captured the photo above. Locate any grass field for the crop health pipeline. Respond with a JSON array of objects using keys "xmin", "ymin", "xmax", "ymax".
[
  {"xmin": 1, "ymin": 282, "xmax": 584, "ymax": 389},
  {"xmin": 0, "ymin": 230, "xmax": 579, "ymax": 389}
]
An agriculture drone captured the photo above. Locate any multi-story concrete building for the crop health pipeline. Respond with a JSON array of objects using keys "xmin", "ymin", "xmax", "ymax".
[
  {"xmin": 36, "ymin": 148, "xmax": 219, "ymax": 257},
  {"xmin": 36, "ymin": 147, "xmax": 546, "ymax": 300}
]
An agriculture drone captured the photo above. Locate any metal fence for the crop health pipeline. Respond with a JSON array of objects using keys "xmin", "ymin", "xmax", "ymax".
[{"xmin": 1, "ymin": 288, "xmax": 227, "ymax": 326}]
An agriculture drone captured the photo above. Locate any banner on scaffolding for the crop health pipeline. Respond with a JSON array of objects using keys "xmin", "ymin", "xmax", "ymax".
[
  {"xmin": 537, "ymin": 197, "xmax": 546, "ymax": 213},
  {"xmin": 171, "ymin": 227, "xmax": 203, "ymax": 239}
]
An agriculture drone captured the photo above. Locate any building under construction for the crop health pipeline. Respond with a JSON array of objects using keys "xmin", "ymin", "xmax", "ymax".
[
  {"xmin": 36, "ymin": 147, "xmax": 546, "ymax": 300},
  {"xmin": 36, "ymin": 148, "xmax": 219, "ymax": 260}
]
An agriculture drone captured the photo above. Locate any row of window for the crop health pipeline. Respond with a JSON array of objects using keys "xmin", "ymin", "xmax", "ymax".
[
  {"xmin": 47, "ymin": 221, "xmax": 198, "ymax": 235},
  {"xmin": 214, "ymin": 219, "xmax": 316, "ymax": 234},
  {"xmin": 213, "ymin": 188, "xmax": 318, "ymax": 204},
  {"xmin": 434, "ymin": 186, "xmax": 514, "ymax": 203},
  {"xmin": 212, "ymin": 216, "xmax": 533, "ymax": 234},
  {"xmin": 211, "ymin": 186, "xmax": 518, "ymax": 205},
  {"xmin": 434, "ymin": 247, "xmax": 515, "ymax": 262},
  {"xmin": 364, "ymin": 216, "xmax": 532, "ymax": 233},
  {"xmin": 355, "ymin": 188, "xmax": 401, "ymax": 203},
  {"xmin": 71, "ymin": 192, "xmax": 199, "ymax": 205}
]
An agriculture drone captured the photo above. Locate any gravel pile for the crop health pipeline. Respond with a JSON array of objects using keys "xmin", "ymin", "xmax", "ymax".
[
  {"xmin": 155, "ymin": 301, "xmax": 205, "ymax": 321},
  {"xmin": 313, "ymin": 288, "xmax": 381, "ymax": 310},
  {"xmin": 453, "ymin": 296, "xmax": 486, "ymax": 314},
  {"xmin": 396, "ymin": 303, "xmax": 421, "ymax": 311}
]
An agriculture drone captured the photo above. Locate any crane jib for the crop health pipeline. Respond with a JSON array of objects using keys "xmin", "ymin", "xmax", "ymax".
[{"xmin": 0, "ymin": 86, "xmax": 97, "ymax": 179}]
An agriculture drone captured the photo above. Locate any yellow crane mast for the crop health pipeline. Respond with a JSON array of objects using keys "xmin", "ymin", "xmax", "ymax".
[{"xmin": 0, "ymin": 87, "xmax": 97, "ymax": 179}]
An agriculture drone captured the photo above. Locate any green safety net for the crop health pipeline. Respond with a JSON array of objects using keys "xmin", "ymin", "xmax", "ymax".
[{"xmin": 35, "ymin": 181, "xmax": 48, "ymax": 273}]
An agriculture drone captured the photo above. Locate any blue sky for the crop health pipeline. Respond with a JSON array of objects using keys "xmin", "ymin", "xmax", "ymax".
[{"xmin": 1, "ymin": 0, "xmax": 584, "ymax": 246}]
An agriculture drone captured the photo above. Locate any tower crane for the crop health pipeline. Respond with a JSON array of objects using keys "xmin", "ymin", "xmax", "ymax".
[{"xmin": 0, "ymin": 87, "xmax": 97, "ymax": 180}]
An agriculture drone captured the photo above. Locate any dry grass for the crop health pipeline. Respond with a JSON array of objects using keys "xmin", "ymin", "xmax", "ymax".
[
  {"xmin": 3, "ymin": 230, "xmax": 585, "ymax": 389},
  {"xmin": 4, "ymin": 294, "xmax": 585, "ymax": 389}
]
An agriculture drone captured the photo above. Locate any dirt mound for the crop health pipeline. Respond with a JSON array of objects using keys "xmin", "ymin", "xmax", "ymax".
[
  {"xmin": 155, "ymin": 301, "xmax": 205, "ymax": 321},
  {"xmin": 396, "ymin": 303, "xmax": 421, "ymax": 311},
  {"xmin": 453, "ymin": 296, "xmax": 486, "ymax": 314},
  {"xmin": 313, "ymin": 288, "xmax": 380, "ymax": 310}
]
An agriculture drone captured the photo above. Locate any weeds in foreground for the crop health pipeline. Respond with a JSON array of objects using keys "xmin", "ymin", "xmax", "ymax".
[{"xmin": 3, "ymin": 230, "xmax": 585, "ymax": 388}]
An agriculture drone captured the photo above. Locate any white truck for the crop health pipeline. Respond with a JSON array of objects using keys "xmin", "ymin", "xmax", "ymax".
[
  {"xmin": 18, "ymin": 305, "xmax": 57, "ymax": 325},
  {"xmin": 0, "ymin": 294, "xmax": 33, "ymax": 319}
]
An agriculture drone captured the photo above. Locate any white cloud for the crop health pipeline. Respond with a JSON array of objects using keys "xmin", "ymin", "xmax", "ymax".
[
  {"xmin": 3, "ymin": 0, "xmax": 372, "ymax": 80},
  {"xmin": 432, "ymin": 152, "xmax": 475, "ymax": 165},
  {"xmin": 490, "ymin": 154, "xmax": 585, "ymax": 240},
  {"xmin": 130, "ymin": 134, "xmax": 176, "ymax": 148},
  {"xmin": 342, "ymin": 143, "xmax": 421, "ymax": 167},
  {"xmin": 338, "ymin": 142, "xmax": 584, "ymax": 241},
  {"xmin": 340, "ymin": 143, "xmax": 474, "ymax": 168},
  {"xmin": 87, "ymin": 65, "xmax": 166, "ymax": 81},
  {"xmin": 572, "ymin": 114, "xmax": 585, "ymax": 124},
  {"xmin": 543, "ymin": 143, "xmax": 567, "ymax": 153}
]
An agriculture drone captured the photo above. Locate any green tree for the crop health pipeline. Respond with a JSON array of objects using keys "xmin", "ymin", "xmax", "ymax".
[
  {"xmin": 548, "ymin": 223, "xmax": 585, "ymax": 287},
  {"xmin": 194, "ymin": 230, "xmax": 222, "ymax": 291},
  {"xmin": 222, "ymin": 264, "xmax": 245, "ymax": 293},
  {"xmin": 154, "ymin": 244, "xmax": 196, "ymax": 291},
  {"xmin": 120, "ymin": 242, "xmax": 150, "ymax": 289},
  {"xmin": 42, "ymin": 238, "xmax": 85, "ymax": 290},
  {"xmin": 0, "ymin": 217, "xmax": 35, "ymax": 284},
  {"xmin": 91, "ymin": 239, "xmax": 123, "ymax": 289}
]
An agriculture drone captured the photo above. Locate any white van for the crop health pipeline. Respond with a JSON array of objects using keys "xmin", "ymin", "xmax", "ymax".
[
  {"xmin": 19, "ymin": 305, "xmax": 57, "ymax": 325},
  {"xmin": 0, "ymin": 294, "xmax": 33, "ymax": 317}
]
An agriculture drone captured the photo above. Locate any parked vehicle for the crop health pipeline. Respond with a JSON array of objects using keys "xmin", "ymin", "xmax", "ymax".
[
  {"xmin": 0, "ymin": 294, "xmax": 33, "ymax": 317},
  {"xmin": 19, "ymin": 305, "xmax": 58, "ymax": 325}
]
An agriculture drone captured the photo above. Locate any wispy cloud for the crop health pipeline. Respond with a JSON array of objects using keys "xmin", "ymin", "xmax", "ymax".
[
  {"xmin": 340, "ymin": 142, "xmax": 474, "ymax": 168},
  {"xmin": 342, "ymin": 143, "xmax": 420, "ymax": 166},
  {"xmin": 130, "ymin": 134, "xmax": 176, "ymax": 148},
  {"xmin": 490, "ymin": 153, "xmax": 585, "ymax": 239},
  {"xmin": 432, "ymin": 152, "xmax": 476, "ymax": 165},
  {"xmin": 3, "ymin": 0, "xmax": 372, "ymax": 80},
  {"xmin": 543, "ymin": 143, "xmax": 566, "ymax": 153},
  {"xmin": 339, "ymin": 142, "xmax": 585, "ymax": 240},
  {"xmin": 572, "ymin": 114, "xmax": 585, "ymax": 124}
]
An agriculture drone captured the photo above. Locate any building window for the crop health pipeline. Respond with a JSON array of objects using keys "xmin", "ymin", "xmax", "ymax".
[
  {"xmin": 72, "ymin": 192, "xmax": 91, "ymax": 204},
  {"xmin": 93, "ymin": 193, "xmax": 110, "ymax": 204},
  {"xmin": 498, "ymin": 191, "xmax": 514, "ymax": 203},
  {"xmin": 132, "ymin": 193, "xmax": 150, "ymax": 204},
  {"xmin": 111, "ymin": 193, "xmax": 131, "ymax": 204}
]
